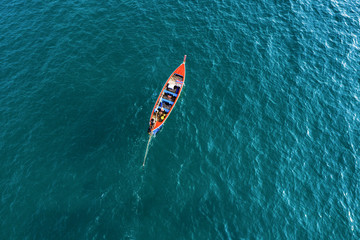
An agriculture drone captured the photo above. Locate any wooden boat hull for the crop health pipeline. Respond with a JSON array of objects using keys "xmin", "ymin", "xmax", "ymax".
[{"xmin": 148, "ymin": 56, "xmax": 186, "ymax": 135}]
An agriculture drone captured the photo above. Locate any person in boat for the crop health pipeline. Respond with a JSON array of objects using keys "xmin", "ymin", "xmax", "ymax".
[
  {"xmin": 148, "ymin": 118, "xmax": 156, "ymax": 133},
  {"xmin": 159, "ymin": 108, "xmax": 166, "ymax": 121},
  {"xmin": 150, "ymin": 118, "xmax": 155, "ymax": 126},
  {"xmin": 166, "ymin": 93, "xmax": 174, "ymax": 101}
]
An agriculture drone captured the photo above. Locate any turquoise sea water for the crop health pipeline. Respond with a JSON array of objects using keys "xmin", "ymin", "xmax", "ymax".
[{"xmin": 1, "ymin": 0, "xmax": 359, "ymax": 239}]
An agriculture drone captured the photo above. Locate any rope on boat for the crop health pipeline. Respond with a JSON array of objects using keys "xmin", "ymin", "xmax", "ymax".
[{"xmin": 142, "ymin": 133, "xmax": 153, "ymax": 167}]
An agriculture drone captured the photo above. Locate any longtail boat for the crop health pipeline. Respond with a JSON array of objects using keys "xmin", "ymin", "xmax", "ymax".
[{"xmin": 147, "ymin": 55, "xmax": 186, "ymax": 135}]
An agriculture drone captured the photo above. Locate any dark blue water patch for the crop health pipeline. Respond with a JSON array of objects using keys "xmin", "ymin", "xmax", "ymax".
[{"xmin": 2, "ymin": 0, "xmax": 360, "ymax": 239}]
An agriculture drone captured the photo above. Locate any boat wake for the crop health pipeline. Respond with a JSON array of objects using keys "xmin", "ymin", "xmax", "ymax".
[{"xmin": 142, "ymin": 133, "xmax": 153, "ymax": 167}]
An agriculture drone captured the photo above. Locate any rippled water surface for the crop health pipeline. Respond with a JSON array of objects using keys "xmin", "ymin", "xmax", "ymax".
[{"xmin": 1, "ymin": 0, "xmax": 359, "ymax": 239}]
